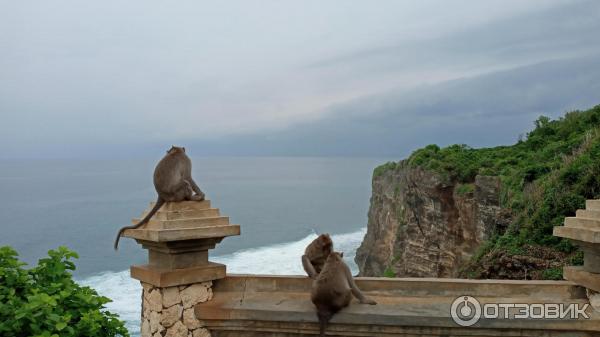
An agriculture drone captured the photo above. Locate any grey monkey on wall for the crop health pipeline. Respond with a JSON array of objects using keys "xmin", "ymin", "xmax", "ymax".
[{"xmin": 310, "ymin": 251, "xmax": 377, "ymax": 336}]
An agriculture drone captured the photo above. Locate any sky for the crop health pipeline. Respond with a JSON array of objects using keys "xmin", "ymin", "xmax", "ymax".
[{"xmin": 1, "ymin": 0, "xmax": 599, "ymax": 159}]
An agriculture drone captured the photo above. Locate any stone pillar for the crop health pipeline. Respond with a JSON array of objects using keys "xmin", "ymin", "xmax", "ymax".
[
  {"xmin": 554, "ymin": 199, "xmax": 600, "ymax": 293},
  {"xmin": 141, "ymin": 281, "xmax": 212, "ymax": 337},
  {"xmin": 122, "ymin": 200, "xmax": 240, "ymax": 337}
]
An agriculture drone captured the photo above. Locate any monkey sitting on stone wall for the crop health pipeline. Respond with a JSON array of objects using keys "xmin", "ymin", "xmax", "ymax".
[
  {"xmin": 302, "ymin": 233, "xmax": 333, "ymax": 279},
  {"xmin": 310, "ymin": 251, "xmax": 377, "ymax": 336},
  {"xmin": 114, "ymin": 146, "xmax": 205, "ymax": 249}
]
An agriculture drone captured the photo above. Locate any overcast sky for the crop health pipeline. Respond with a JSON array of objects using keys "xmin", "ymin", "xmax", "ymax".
[{"xmin": 1, "ymin": 0, "xmax": 599, "ymax": 158}]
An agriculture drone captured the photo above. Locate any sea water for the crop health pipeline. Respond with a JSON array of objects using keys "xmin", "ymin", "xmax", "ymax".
[{"xmin": 0, "ymin": 156, "xmax": 390, "ymax": 336}]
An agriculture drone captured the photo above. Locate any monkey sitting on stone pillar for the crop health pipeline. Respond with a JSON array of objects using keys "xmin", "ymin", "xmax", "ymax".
[{"xmin": 114, "ymin": 146, "xmax": 205, "ymax": 249}]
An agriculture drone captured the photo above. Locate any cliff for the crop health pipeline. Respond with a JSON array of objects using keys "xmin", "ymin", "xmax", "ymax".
[
  {"xmin": 355, "ymin": 161, "xmax": 511, "ymax": 277},
  {"xmin": 356, "ymin": 105, "xmax": 600, "ymax": 279}
]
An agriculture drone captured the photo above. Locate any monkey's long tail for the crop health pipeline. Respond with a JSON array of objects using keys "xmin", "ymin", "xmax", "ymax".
[
  {"xmin": 317, "ymin": 310, "xmax": 333, "ymax": 337},
  {"xmin": 113, "ymin": 197, "xmax": 165, "ymax": 250}
]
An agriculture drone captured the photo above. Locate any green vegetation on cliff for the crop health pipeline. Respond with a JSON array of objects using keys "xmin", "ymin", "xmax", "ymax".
[
  {"xmin": 374, "ymin": 104, "xmax": 600, "ymax": 279},
  {"xmin": 0, "ymin": 246, "xmax": 129, "ymax": 337}
]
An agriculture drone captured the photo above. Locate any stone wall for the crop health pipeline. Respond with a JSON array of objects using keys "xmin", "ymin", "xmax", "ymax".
[
  {"xmin": 141, "ymin": 281, "xmax": 213, "ymax": 337},
  {"xmin": 194, "ymin": 275, "xmax": 599, "ymax": 336}
]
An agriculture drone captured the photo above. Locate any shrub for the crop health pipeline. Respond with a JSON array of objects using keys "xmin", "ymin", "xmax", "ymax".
[
  {"xmin": 541, "ymin": 267, "xmax": 563, "ymax": 280},
  {"xmin": 456, "ymin": 183, "xmax": 475, "ymax": 196},
  {"xmin": 382, "ymin": 267, "xmax": 396, "ymax": 278},
  {"xmin": 0, "ymin": 246, "xmax": 129, "ymax": 337},
  {"xmin": 373, "ymin": 161, "xmax": 398, "ymax": 178}
]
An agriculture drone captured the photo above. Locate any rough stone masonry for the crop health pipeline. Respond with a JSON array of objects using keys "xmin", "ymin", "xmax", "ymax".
[{"xmin": 141, "ymin": 281, "xmax": 213, "ymax": 337}]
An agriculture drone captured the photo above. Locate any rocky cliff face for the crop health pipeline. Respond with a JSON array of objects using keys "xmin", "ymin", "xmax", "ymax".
[{"xmin": 355, "ymin": 161, "xmax": 512, "ymax": 277}]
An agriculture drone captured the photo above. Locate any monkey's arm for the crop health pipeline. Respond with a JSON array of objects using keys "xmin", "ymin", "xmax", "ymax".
[
  {"xmin": 188, "ymin": 179, "xmax": 205, "ymax": 199},
  {"xmin": 344, "ymin": 263, "xmax": 377, "ymax": 305},
  {"xmin": 302, "ymin": 255, "xmax": 318, "ymax": 279}
]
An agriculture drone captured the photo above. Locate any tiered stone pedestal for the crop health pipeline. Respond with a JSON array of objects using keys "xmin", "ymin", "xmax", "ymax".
[
  {"xmin": 554, "ymin": 199, "xmax": 600, "ymax": 292},
  {"xmin": 123, "ymin": 200, "xmax": 240, "ymax": 287}
]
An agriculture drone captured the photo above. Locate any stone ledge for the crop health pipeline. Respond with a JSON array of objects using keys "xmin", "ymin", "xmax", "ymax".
[
  {"xmin": 141, "ymin": 208, "xmax": 220, "ymax": 221},
  {"xmin": 132, "ymin": 216, "xmax": 231, "ymax": 229},
  {"xmin": 123, "ymin": 224, "xmax": 240, "ymax": 242},
  {"xmin": 586, "ymin": 200, "xmax": 600, "ymax": 211},
  {"xmin": 577, "ymin": 209, "xmax": 600, "ymax": 219},
  {"xmin": 131, "ymin": 262, "xmax": 225, "ymax": 287},
  {"xmin": 211, "ymin": 275, "xmax": 585, "ymax": 299},
  {"xmin": 553, "ymin": 226, "xmax": 600, "ymax": 244},
  {"xmin": 565, "ymin": 217, "xmax": 600, "ymax": 230},
  {"xmin": 564, "ymin": 266, "xmax": 600, "ymax": 293},
  {"xmin": 194, "ymin": 275, "xmax": 599, "ymax": 336}
]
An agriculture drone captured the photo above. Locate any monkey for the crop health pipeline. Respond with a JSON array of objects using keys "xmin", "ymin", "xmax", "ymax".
[
  {"xmin": 310, "ymin": 251, "xmax": 376, "ymax": 336},
  {"xmin": 114, "ymin": 146, "xmax": 205, "ymax": 249},
  {"xmin": 302, "ymin": 233, "xmax": 333, "ymax": 279}
]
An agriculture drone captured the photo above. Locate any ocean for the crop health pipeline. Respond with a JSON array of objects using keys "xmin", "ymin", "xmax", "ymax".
[{"xmin": 0, "ymin": 156, "xmax": 389, "ymax": 335}]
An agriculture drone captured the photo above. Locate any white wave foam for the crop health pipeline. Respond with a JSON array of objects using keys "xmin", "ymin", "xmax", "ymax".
[
  {"xmin": 78, "ymin": 228, "xmax": 366, "ymax": 336},
  {"xmin": 214, "ymin": 228, "xmax": 366, "ymax": 275},
  {"xmin": 77, "ymin": 269, "xmax": 142, "ymax": 336}
]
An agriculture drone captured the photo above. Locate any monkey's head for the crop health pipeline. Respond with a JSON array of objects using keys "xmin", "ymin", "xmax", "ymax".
[
  {"xmin": 167, "ymin": 145, "xmax": 186, "ymax": 154},
  {"xmin": 325, "ymin": 251, "xmax": 344, "ymax": 264},
  {"xmin": 317, "ymin": 233, "xmax": 333, "ymax": 251}
]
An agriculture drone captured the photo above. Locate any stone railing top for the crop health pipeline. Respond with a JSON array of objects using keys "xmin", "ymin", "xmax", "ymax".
[
  {"xmin": 209, "ymin": 274, "xmax": 583, "ymax": 297},
  {"xmin": 194, "ymin": 275, "xmax": 598, "ymax": 336}
]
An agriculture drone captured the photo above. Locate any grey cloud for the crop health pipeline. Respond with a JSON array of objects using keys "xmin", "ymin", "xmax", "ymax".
[
  {"xmin": 305, "ymin": 0, "xmax": 600, "ymax": 76},
  {"xmin": 193, "ymin": 54, "xmax": 600, "ymax": 157}
]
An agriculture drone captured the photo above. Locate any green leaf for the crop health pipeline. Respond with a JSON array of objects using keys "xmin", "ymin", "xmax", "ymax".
[{"xmin": 55, "ymin": 322, "xmax": 67, "ymax": 331}]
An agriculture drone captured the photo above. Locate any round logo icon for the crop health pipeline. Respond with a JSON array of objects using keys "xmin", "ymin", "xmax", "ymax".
[{"xmin": 451, "ymin": 295, "xmax": 482, "ymax": 327}]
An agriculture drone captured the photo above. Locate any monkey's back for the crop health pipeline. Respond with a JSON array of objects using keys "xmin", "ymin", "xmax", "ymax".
[
  {"xmin": 311, "ymin": 283, "xmax": 351, "ymax": 314},
  {"xmin": 153, "ymin": 151, "xmax": 192, "ymax": 195},
  {"xmin": 311, "ymin": 264, "xmax": 352, "ymax": 311}
]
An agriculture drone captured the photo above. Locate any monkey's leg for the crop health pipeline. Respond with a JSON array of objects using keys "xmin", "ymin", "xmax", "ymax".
[
  {"xmin": 302, "ymin": 255, "xmax": 319, "ymax": 279},
  {"xmin": 169, "ymin": 180, "xmax": 195, "ymax": 201},
  {"xmin": 188, "ymin": 178, "xmax": 206, "ymax": 200},
  {"xmin": 344, "ymin": 263, "xmax": 377, "ymax": 305},
  {"xmin": 182, "ymin": 180, "xmax": 197, "ymax": 200}
]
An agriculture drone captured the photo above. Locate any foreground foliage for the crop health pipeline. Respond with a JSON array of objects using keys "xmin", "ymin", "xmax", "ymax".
[
  {"xmin": 0, "ymin": 246, "xmax": 129, "ymax": 337},
  {"xmin": 375, "ymin": 104, "xmax": 600, "ymax": 279}
]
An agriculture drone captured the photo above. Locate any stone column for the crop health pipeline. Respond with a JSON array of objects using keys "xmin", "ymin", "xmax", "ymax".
[
  {"xmin": 122, "ymin": 200, "xmax": 240, "ymax": 337},
  {"xmin": 141, "ymin": 281, "xmax": 212, "ymax": 337},
  {"xmin": 554, "ymin": 199, "xmax": 600, "ymax": 307}
]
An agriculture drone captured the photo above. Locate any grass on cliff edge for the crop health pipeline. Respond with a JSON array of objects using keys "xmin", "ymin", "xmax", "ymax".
[{"xmin": 374, "ymin": 104, "xmax": 600, "ymax": 279}]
